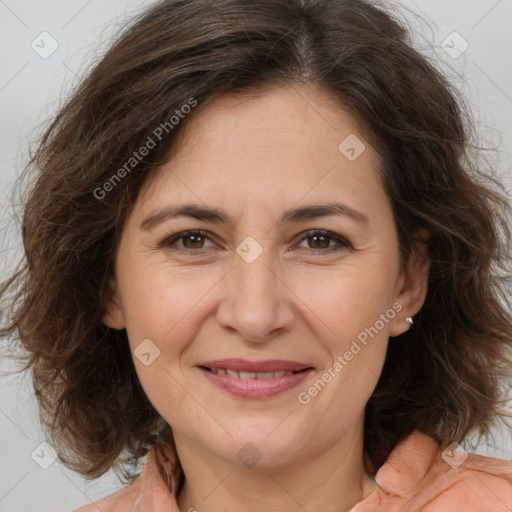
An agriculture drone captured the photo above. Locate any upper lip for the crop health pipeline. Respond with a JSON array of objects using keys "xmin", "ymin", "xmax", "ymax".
[{"xmin": 198, "ymin": 358, "xmax": 313, "ymax": 373}]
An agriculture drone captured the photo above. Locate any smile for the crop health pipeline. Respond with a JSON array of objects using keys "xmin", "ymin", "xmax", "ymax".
[
  {"xmin": 197, "ymin": 361, "xmax": 314, "ymax": 399},
  {"xmin": 207, "ymin": 368, "xmax": 296, "ymax": 379}
]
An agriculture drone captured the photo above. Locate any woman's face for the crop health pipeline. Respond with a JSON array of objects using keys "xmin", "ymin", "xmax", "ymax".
[{"xmin": 103, "ymin": 85, "xmax": 429, "ymax": 469}]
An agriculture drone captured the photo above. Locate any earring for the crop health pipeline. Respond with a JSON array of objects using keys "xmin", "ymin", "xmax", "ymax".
[{"xmin": 405, "ymin": 317, "xmax": 414, "ymax": 325}]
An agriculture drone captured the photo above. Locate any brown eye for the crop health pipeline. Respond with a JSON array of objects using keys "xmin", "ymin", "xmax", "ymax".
[
  {"xmin": 160, "ymin": 230, "xmax": 214, "ymax": 252},
  {"xmin": 159, "ymin": 229, "xmax": 350, "ymax": 255},
  {"xmin": 181, "ymin": 232, "xmax": 206, "ymax": 249},
  {"xmin": 307, "ymin": 233, "xmax": 330, "ymax": 249},
  {"xmin": 295, "ymin": 230, "xmax": 351, "ymax": 253}
]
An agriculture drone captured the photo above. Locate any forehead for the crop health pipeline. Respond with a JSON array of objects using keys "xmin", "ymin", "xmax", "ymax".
[
  {"xmin": 136, "ymin": 85, "xmax": 388, "ymax": 224},
  {"xmin": 168, "ymin": 85, "xmax": 371, "ymax": 165}
]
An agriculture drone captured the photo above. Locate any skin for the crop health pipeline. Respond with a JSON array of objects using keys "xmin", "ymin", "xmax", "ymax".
[{"xmin": 102, "ymin": 84, "xmax": 430, "ymax": 512}]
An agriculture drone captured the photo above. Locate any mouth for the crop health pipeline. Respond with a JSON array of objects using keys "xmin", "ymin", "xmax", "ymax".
[
  {"xmin": 196, "ymin": 359, "xmax": 314, "ymax": 399},
  {"xmin": 198, "ymin": 358, "xmax": 313, "ymax": 373},
  {"xmin": 200, "ymin": 367, "xmax": 305, "ymax": 379}
]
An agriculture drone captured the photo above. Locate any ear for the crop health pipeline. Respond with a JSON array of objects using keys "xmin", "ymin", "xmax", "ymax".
[
  {"xmin": 100, "ymin": 276, "xmax": 126, "ymax": 330},
  {"xmin": 389, "ymin": 227, "xmax": 431, "ymax": 337}
]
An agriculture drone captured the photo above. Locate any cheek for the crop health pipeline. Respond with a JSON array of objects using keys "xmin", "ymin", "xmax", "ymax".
[
  {"xmin": 119, "ymin": 258, "xmax": 217, "ymax": 345},
  {"xmin": 293, "ymin": 261, "xmax": 397, "ymax": 345},
  {"xmin": 293, "ymin": 264, "xmax": 394, "ymax": 403}
]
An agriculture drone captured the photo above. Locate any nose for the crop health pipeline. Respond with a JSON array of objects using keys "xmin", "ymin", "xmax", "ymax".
[{"xmin": 216, "ymin": 245, "xmax": 296, "ymax": 343}]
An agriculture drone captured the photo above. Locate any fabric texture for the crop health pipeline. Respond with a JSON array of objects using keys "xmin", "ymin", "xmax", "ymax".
[{"xmin": 73, "ymin": 430, "xmax": 512, "ymax": 512}]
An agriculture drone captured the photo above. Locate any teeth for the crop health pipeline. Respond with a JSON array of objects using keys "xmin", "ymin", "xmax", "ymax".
[
  {"xmin": 210, "ymin": 368, "xmax": 295, "ymax": 379},
  {"xmin": 239, "ymin": 371, "xmax": 256, "ymax": 379},
  {"xmin": 257, "ymin": 372, "xmax": 275, "ymax": 379}
]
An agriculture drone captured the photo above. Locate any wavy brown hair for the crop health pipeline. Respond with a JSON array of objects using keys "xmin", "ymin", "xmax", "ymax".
[{"xmin": 1, "ymin": 0, "xmax": 512, "ymax": 492}]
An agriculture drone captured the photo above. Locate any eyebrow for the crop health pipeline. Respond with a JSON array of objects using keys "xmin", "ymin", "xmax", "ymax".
[{"xmin": 140, "ymin": 202, "xmax": 369, "ymax": 231}]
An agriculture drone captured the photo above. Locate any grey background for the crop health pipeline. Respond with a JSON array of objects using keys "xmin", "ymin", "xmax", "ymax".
[{"xmin": 1, "ymin": 1, "xmax": 511, "ymax": 511}]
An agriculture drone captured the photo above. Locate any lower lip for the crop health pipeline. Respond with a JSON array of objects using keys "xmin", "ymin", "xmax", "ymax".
[{"xmin": 198, "ymin": 367, "xmax": 314, "ymax": 399}]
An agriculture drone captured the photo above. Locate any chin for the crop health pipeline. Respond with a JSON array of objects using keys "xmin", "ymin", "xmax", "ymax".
[{"xmin": 207, "ymin": 421, "xmax": 313, "ymax": 468}]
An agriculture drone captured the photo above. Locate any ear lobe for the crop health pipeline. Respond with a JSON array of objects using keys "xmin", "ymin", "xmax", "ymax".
[
  {"xmin": 389, "ymin": 227, "xmax": 431, "ymax": 337},
  {"xmin": 100, "ymin": 277, "xmax": 126, "ymax": 330}
]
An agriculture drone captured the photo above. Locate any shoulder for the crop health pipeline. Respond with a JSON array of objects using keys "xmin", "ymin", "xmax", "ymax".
[
  {"xmin": 352, "ymin": 430, "xmax": 512, "ymax": 511},
  {"xmin": 70, "ymin": 447, "xmax": 180, "ymax": 512},
  {"xmin": 71, "ymin": 477, "xmax": 142, "ymax": 512}
]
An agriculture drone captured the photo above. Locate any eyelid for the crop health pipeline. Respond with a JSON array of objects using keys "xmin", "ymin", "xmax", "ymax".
[{"xmin": 158, "ymin": 228, "xmax": 352, "ymax": 254}]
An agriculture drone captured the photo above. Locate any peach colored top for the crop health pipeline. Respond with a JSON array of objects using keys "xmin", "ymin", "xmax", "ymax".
[{"xmin": 73, "ymin": 430, "xmax": 512, "ymax": 512}]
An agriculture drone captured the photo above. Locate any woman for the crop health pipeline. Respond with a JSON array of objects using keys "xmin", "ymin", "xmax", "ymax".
[{"xmin": 1, "ymin": 0, "xmax": 511, "ymax": 510}]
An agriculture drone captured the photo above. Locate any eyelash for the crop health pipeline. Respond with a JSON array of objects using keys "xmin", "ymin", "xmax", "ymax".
[{"xmin": 158, "ymin": 229, "xmax": 351, "ymax": 255}]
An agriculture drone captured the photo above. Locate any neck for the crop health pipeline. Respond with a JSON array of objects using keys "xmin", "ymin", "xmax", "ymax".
[{"xmin": 173, "ymin": 418, "xmax": 377, "ymax": 512}]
